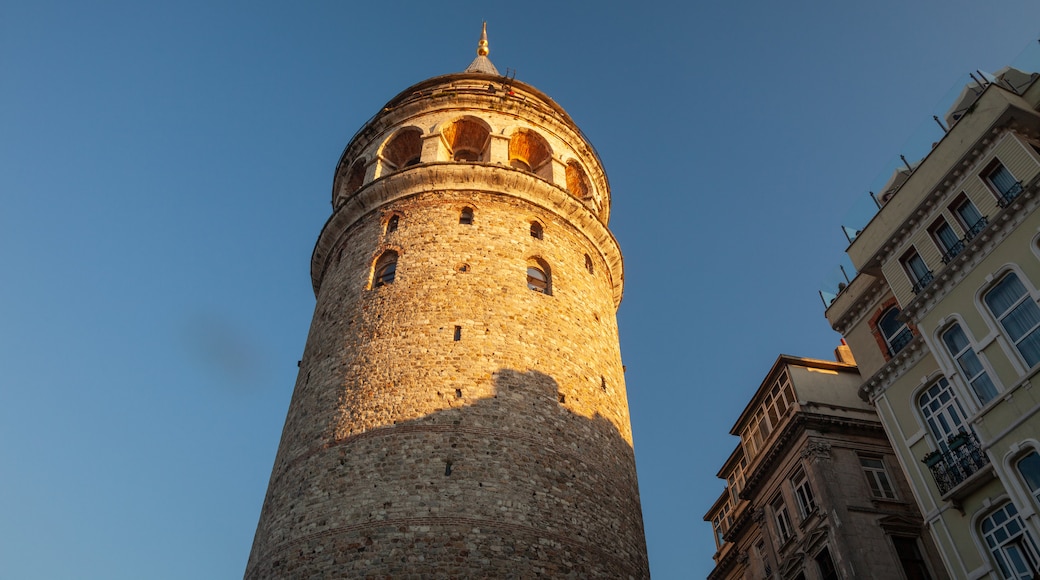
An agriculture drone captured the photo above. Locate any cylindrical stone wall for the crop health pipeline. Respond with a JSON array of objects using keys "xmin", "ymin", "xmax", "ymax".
[{"xmin": 246, "ymin": 74, "xmax": 649, "ymax": 579}]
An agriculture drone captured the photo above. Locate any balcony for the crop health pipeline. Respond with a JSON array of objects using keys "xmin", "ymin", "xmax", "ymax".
[
  {"xmin": 964, "ymin": 216, "xmax": 989, "ymax": 239},
  {"xmin": 911, "ymin": 271, "xmax": 935, "ymax": 294},
  {"xmin": 997, "ymin": 182, "xmax": 1024, "ymax": 208},
  {"xmin": 887, "ymin": 327, "xmax": 914, "ymax": 357},
  {"xmin": 923, "ymin": 432, "xmax": 990, "ymax": 495},
  {"xmin": 941, "ymin": 216, "xmax": 989, "ymax": 264}
]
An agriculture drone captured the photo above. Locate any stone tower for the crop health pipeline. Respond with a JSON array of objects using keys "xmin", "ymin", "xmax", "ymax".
[{"xmin": 246, "ymin": 25, "xmax": 650, "ymax": 579}]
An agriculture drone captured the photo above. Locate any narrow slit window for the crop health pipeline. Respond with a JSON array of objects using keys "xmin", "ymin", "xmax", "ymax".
[
  {"xmin": 526, "ymin": 259, "xmax": 552, "ymax": 295},
  {"xmin": 459, "ymin": 207, "xmax": 474, "ymax": 225},
  {"xmin": 372, "ymin": 251, "xmax": 398, "ymax": 288},
  {"xmin": 453, "ymin": 326, "xmax": 462, "ymax": 341},
  {"xmin": 585, "ymin": 254, "xmax": 594, "ymax": 274},
  {"xmin": 530, "ymin": 221, "xmax": 543, "ymax": 239}
]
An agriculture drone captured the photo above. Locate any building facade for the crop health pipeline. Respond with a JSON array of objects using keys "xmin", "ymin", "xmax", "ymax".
[
  {"xmin": 705, "ymin": 349, "xmax": 946, "ymax": 579},
  {"xmin": 245, "ymin": 27, "xmax": 650, "ymax": 579},
  {"xmin": 825, "ymin": 65, "xmax": 1040, "ymax": 578}
]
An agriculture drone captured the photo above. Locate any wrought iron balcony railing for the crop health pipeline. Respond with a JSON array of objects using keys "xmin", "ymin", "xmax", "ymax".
[
  {"xmin": 964, "ymin": 216, "xmax": 988, "ymax": 240},
  {"xmin": 997, "ymin": 182, "xmax": 1024, "ymax": 208},
  {"xmin": 940, "ymin": 240, "xmax": 966, "ymax": 264},
  {"xmin": 887, "ymin": 327, "xmax": 914, "ymax": 357},
  {"xmin": 911, "ymin": 271, "xmax": 935, "ymax": 294},
  {"xmin": 923, "ymin": 432, "xmax": 989, "ymax": 495}
]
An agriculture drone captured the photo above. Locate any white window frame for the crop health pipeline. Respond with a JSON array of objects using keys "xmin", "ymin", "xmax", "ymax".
[
  {"xmin": 981, "ymin": 269, "xmax": 1040, "ymax": 372},
  {"xmin": 979, "ymin": 502, "xmax": 1040, "ymax": 579},
  {"xmin": 940, "ymin": 321, "xmax": 1000, "ymax": 406},
  {"xmin": 859, "ymin": 455, "xmax": 897, "ymax": 500},
  {"xmin": 918, "ymin": 377, "xmax": 970, "ymax": 453},
  {"xmin": 772, "ymin": 496, "xmax": 794, "ymax": 544},
  {"xmin": 791, "ymin": 470, "xmax": 817, "ymax": 519}
]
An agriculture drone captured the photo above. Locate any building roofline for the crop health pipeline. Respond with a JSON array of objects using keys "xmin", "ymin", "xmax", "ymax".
[{"xmin": 728, "ymin": 354, "xmax": 858, "ymax": 435}]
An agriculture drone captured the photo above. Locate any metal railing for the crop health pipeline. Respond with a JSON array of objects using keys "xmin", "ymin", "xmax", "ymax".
[
  {"xmin": 912, "ymin": 271, "xmax": 935, "ymax": 294},
  {"xmin": 997, "ymin": 182, "xmax": 1024, "ymax": 208},
  {"xmin": 923, "ymin": 432, "xmax": 989, "ymax": 495},
  {"xmin": 887, "ymin": 328, "xmax": 914, "ymax": 356},
  {"xmin": 942, "ymin": 216, "xmax": 989, "ymax": 263}
]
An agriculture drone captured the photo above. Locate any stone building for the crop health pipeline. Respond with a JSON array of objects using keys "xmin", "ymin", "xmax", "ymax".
[
  {"xmin": 704, "ymin": 348, "xmax": 946, "ymax": 579},
  {"xmin": 245, "ymin": 25, "xmax": 650, "ymax": 578},
  {"xmin": 824, "ymin": 58, "xmax": 1040, "ymax": 578}
]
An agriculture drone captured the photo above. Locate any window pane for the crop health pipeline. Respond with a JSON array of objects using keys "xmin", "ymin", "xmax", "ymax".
[{"xmin": 986, "ymin": 275, "xmax": 1027, "ymax": 317}]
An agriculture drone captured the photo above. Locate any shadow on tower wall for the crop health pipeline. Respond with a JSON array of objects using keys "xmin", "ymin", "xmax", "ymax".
[{"xmin": 246, "ymin": 368, "xmax": 650, "ymax": 579}]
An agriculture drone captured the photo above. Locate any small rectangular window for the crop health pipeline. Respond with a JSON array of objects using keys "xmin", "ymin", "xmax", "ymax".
[
  {"xmin": 930, "ymin": 219, "xmax": 964, "ymax": 263},
  {"xmin": 772, "ymin": 496, "xmax": 793, "ymax": 543},
  {"xmin": 791, "ymin": 470, "xmax": 817, "ymax": 519},
  {"xmin": 860, "ymin": 456, "xmax": 897, "ymax": 499},
  {"xmin": 984, "ymin": 160, "xmax": 1022, "ymax": 205},
  {"xmin": 902, "ymin": 249, "xmax": 932, "ymax": 293},
  {"xmin": 952, "ymin": 195, "xmax": 986, "ymax": 237},
  {"xmin": 453, "ymin": 326, "xmax": 462, "ymax": 341}
]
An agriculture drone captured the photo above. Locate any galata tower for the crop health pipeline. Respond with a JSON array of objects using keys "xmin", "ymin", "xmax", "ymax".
[{"xmin": 246, "ymin": 25, "xmax": 650, "ymax": 579}]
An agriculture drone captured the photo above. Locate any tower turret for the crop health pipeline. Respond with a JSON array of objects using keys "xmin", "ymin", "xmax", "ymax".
[{"xmin": 246, "ymin": 26, "xmax": 649, "ymax": 578}]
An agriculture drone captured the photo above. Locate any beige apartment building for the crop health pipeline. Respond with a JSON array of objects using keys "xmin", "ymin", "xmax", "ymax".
[
  {"xmin": 824, "ymin": 62, "xmax": 1040, "ymax": 579},
  {"xmin": 704, "ymin": 350, "xmax": 946, "ymax": 579}
]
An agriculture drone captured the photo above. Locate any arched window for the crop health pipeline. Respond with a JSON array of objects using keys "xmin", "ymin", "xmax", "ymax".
[
  {"xmin": 508, "ymin": 129, "xmax": 552, "ymax": 179},
  {"xmin": 980, "ymin": 502, "xmax": 1040, "ymax": 579},
  {"xmin": 382, "ymin": 128, "xmax": 422, "ymax": 170},
  {"xmin": 566, "ymin": 160, "xmax": 592, "ymax": 200},
  {"xmin": 1018, "ymin": 452, "xmax": 1040, "ymax": 507},
  {"xmin": 918, "ymin": 377, "xmax": 968, "ymax": 453},
  {"xmin": 878, "ymin": 307, "xmax": 913, "ymax": 357},
  {"xmin": 459, "ymin": 207, "xmax": 474, "ymax": 225},
  {"xmin": 344, "ymin": 159, "xmax": 366, "ymax": 196},
  {"xmin": 985, "ymin": 273, "xmax": 1040, "ymax": 368},
  {"xmin": 442, "ymin": 117, "xmax": 490, "ymax": 162},
  {"xmin": 526, "ymin": 259, "xmax": 551, "ymax": 295},
  {"xmin": 372, "ymin": 251, "xmax": 398, "ymax": 288},
  {"xmin": 530, "ymin": 221, "xmax": 543, "ymax": 239},
  {"xmin": 942, "ymin": 323, "xmax": 998, "ymax": 404},
  {"xmin": 385, "ymin": 214, "xmax": 400, "ymax": 234},
  {"xmin": 585, "ymin": 254, "xmax": 594, "ymax": 274}
]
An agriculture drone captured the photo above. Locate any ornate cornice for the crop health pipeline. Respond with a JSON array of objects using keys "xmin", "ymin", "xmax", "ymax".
[
  {"xmin": 858, "ymin": 334, "xmax": 929, "ymax": 402},
  {"xmin": 740, "ymin": 412, "xmax": 884, "ymax": 500},
  {"xmin": 829, "ymin": 275, "xmax": 886, "ymax": 335}
]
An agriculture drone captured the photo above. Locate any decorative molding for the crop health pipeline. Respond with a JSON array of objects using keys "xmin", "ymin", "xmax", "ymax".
[
  {"xmin": 858, "ymin": 335, "xmax": 930, "ymax": 403},
  {"xmin": 800, "ymin": 440, "xmax": 833, "ymax": 462}
]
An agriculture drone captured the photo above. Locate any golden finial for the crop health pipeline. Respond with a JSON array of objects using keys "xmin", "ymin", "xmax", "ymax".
[{"xmin": 477, "ymin": 22, "xmax": 489, "ymax": 57}]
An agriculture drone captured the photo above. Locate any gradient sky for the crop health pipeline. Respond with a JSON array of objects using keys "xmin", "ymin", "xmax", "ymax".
[{"xmin": 3, "ymin": 1, "xmax": 1040, "ymax": 578}]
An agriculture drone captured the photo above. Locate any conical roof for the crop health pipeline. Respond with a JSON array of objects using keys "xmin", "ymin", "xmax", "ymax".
[{"xmin": 464, "ymin": 22, "xmax": 500, "ymax": 75}]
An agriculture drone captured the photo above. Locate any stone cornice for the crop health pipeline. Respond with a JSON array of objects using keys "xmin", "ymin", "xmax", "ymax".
[
  {"xmin": 858, "ymin": 335, "xmax": 929, "ymax": 402},
  {"xmin": 311, "ymin": 163, "xmax": 625, "ymax": 307},
  {"xmin": 828, "ymin": 275, "xmax": 887, "ymax": 335},
  {"xmin": 740, "ymin": 411, "xmax": 884, "ymax": 500}
]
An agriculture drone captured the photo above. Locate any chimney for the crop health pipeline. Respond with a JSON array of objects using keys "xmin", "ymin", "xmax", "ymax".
[{"xmin": 835, "ymin": 338, "xmax": 856, "ymax": 366}]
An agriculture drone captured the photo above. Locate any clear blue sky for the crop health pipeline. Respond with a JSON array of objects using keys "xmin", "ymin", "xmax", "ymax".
[{"xmin": 3, "ymin": 1, "xmax": 1040, "ymax": 578}]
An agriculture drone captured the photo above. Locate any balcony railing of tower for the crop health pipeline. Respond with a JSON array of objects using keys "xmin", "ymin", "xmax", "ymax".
[
  {"xmin": 819, "ymin": 38, "xmax": 1040, "ymax": 309},
  {"xmin": 340, "ymin": 77, "xmax": 607, "ymax": 187},
  {"xmin": 922, "ymin": 431, "xmax": 990, "ymax": 496}
]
